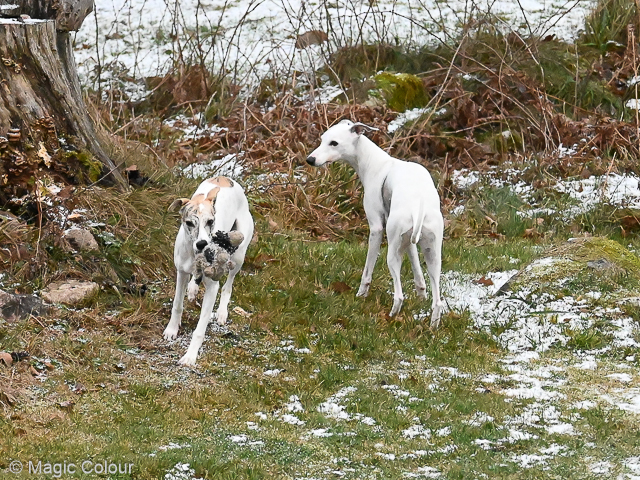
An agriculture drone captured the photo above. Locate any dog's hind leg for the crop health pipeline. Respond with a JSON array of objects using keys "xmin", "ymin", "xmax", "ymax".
[
  {"xmin": 407, "ymin": 244, "xmax": 427, "ymax": 299},
  {"xmin": 419, "ymin": 229, "xmax": 443, "ymax": 329},
  {"xmin": 386, "ymin": 220, "xmax": 407, "ymax": 317},
  {"xmin": 179, "ymin": 277, "xmax": 220, "ymax": 366},
  {"xmin": 164, "ymin": 269, "xmax": 189, "ymax": 341}
]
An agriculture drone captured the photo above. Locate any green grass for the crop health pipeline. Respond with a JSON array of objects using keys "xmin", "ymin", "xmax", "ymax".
[
  {"xmin": 2, "ymin": 196, "xmax": 640, "ymax": 478},
  {"xmin": 3, "ymin": 153, "xmax": 640, "ymax": 480}
]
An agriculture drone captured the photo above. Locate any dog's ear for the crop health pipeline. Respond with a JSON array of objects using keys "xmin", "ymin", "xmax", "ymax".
[
  {"xmin": 350, "ymin": 122, "xmax": 379, "ymax": 136},
  {"xmin": 206, "ymin": 186, "xmax": 220, "ymax": 201},
  {"xmin": 168, "ymin": 198, "xmax": 189, "ymax": 212}
]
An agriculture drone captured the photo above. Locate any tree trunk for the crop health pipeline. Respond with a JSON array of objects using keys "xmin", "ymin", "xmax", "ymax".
[{"xmin": 0, "ymin": 1, "xmax": 127, "ymax": 200}]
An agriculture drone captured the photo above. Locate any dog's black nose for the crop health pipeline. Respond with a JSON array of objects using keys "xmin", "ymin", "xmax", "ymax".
[
  {"xmin": 306, "ymin": 156, "xmax": 316, "ymax": 166},
  {"xmin": 195, "ymin": 240, "xmax": 208, "ymax": 251}
]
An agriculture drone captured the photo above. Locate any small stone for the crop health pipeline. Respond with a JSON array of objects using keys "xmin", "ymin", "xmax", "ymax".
[
  {"xmin": 0, "ymin": 289, "xmax": 49, "ymax": 322},
  {"xmin": 41, "ymin": 280, "xmax": 99, "ymax": 305},
  {"xmin": 62, "ymin": 228, "xmax": 99, "ymax": 252}
]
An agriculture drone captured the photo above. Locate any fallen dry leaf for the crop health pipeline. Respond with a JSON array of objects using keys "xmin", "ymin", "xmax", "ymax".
[
  {"xmin": 474, "ymin": 276, "xmax": 494, "ymax": 286},
  {"xmin": 233, "ymin": 306, "xmax": 252, "ymax": 318},
  {"xmin": 0, "ymin": 386, "xmax": 17, "ymax": 405},
  {"xmin": 268, "ymin": 218, "xmax": 279, "ymax": 230},
  {"xmin": 58, "ymin": 400, "xmax": 75, "ymax": 412},
  {"xmin": 523, "ymin": 227, "xmax": 541, "ymax": 238},
  {"xmin": 330, "ymin": 281, "xmax": 352, "ymax": 294},
  {"xmin": 0, "ymin": 352, "xmax": 13, "ymax": 367},
  {"xmin": 69, "ymin": 382, "xmax": 87, "ymax": 395}
]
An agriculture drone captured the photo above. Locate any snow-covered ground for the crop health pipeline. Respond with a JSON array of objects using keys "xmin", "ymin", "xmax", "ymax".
[{"xmin": 73, "ymin": 0, "xmax": 596, "ymax": 90}]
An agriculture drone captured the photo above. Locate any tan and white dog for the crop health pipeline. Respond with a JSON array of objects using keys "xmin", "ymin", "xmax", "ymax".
[
  {"xmin": 307, "ymin": 120, "xmax": 444, "ymax": 328},
  {"xmin": 164, "ymin": 176, "xmax": 254, "ymax": 365}
]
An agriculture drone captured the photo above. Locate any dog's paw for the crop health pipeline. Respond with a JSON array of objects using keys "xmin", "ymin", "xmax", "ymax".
[
  {"xmin": 216, "ymin": 309, "xmax": 228, "ymax": 326},
  {"xmin": 429, "ymin": 305, "xmax": 442, "ymax": 330},
  {"xmin": 178, "ymin": 353, "xmax": 197, "ymax": 366},
  {"xmin": 163, "ymin": 326, "xmax": 179, "ymax": 341},
  {"xmin": 389, "ymin": 297, "xmax": 403, "ymax": 317},
  {"xmin": 186, "ymin": 281, "xmax": 199, "ymax": 301},
  {"xmin": 356, "ymin": 285, "xmax": 370, "ymax": 297}
]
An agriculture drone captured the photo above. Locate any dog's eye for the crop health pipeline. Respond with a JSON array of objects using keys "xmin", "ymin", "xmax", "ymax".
[
  {"xmin": 329, "ymin": 140, "xmax": 338, "ymax": 146},
  {"xmin": 206, "ymin": 220, "xmax": 214, "ymax": 228},
  {"xmin": 185, "ymin": 221, "xmax": 195, "ymax": 228}
]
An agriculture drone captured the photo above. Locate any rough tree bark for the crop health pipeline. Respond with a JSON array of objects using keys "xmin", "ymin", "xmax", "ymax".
[{"xmin": 0, "ymin": 0, "xmax": 127, "ymax": 199}]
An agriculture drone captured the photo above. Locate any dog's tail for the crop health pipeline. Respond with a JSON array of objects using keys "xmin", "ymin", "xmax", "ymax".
[{"xmin": 410, "ymin": 200, "xmax": 425, "ymax": 244}]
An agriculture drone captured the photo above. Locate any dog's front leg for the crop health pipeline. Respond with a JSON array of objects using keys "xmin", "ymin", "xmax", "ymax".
[
  {"xmin": 179, "ymin": 277, "xmax": 220, "ymax": 366},
  {"xmin": 357, "ymin": 223, "xmax": 384, "ymax": 297},
  {"xmin": 164, "ymin": 269, "xmax": 190, "ymax": 340},
  {"xmin": 215, "ymin": 260, "xmax": 242, "ymax": 325}
]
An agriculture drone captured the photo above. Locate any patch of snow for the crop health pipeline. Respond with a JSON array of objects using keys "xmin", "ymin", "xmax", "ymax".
[
  {"xmin": 555, "ymin": 174, "xmax": 640, "ymax": 213},
  {"xmin": 625, "ymin": 457, "xmax": 640, "ymax": 473},
  {"xmin": 281, "ymin": 414, "xmax": 305, "ymax": 425},
  {"xmin": 573, "ymin": 400, "xmax": 597, "ymax": 410},
  {"xmin": 601, "ymin": 389, "xmax": 640, "ymax": 414},
  {"xmin": 317, "ymin": 387, "xmax": 361, "ymax": 422},
  {"xmin": 388, "ymin": 107, "xmax": 433, "ymax": 133},
  {"xmin": 74, "ymin": 0, "xmax": 597, "ymax": 95},
  {"xmin": 158, "ymin": 442, "xmax": 190, "ymax": 451},
  {"xmin": 509, "ymin": 453, "xmax": 550, "ymax": 469},
  {"xmin": 376, "ymin": 452, "xmax": 396, "ymax": 460},
  {"xmin": 402, "ymin": 424, "xmax": 431, "ymax": 439},
  {"xmin": 164, "ymin": 463, "xmax": 204, "ymax": 480},
  {"xmin": 285, "ymin": 395, "xmax": 304, "ymax": 412},
  {"xmin": 575, "ymin": 358, "xmax": 598, "ymax": 370},
  {"xmin": 466, "ymin": 412, "xmax": 494, "ymax": 426},
  {"xmin": 626, "ymin": 99, "xmax": 640, "ymax": 110},
  {"xmin": 589, "ymin": 461, "xmax": 613, "ymax": 474},
  {"xmin": 607, "ymin": 373, "xmax": 633, "ymax": 383},
  {"xmin": 300, "ymin": 84, "xmax": 346, "ymax": 104},
  {"xmin": 443, "ymin": 271, "xmax": 640, "ymax": 354},
  {"xmin": 403, "ymin": 465, "xmax": 442, "ymax": 478},
  {"xmin": 229, "ymin": 434, "xmax": 265, "ymax": 446},
  {"xmin": 180, "ymin": 153, "xmax": 245, "ymax": 179}
]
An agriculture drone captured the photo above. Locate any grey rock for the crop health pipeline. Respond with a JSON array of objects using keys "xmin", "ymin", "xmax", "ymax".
[
  {"xmin": 63, "ymin": 227, "xmax": 99, "ymax": 252},
  {"xmin": 0, "ymin": 289, "xmax": 50, "ymax": 321},
  {"xmin": 41, "ymin": 280, "xmax": 99, "ymax": 305}
]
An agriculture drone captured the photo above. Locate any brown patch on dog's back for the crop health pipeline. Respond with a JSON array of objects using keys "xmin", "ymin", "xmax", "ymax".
[{"xmin": 206, "ymin": 176, "xmax": 234, "ymax": 188}]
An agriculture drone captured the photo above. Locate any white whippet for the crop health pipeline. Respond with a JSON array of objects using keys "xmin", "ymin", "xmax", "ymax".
[
  {"xmin": 306, "ymin": 120, "xmax": 444, "ymax": 328},
  {"xmin": 164, "ymin": 176, "xmax": 254, "ymax": 365}
]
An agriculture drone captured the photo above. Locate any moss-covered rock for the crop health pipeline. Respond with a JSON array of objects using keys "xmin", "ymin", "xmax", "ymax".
[
  {"xmin": 370, "ymin": 72, "xmax": 428, "ymax": 112},
  {"xmin": 62, "ymin": 149, "xmax": 103, "ymax": 183},
  {"xmin": 501, "ymin": 237, "xmax": 640, "ymax": 301}
]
